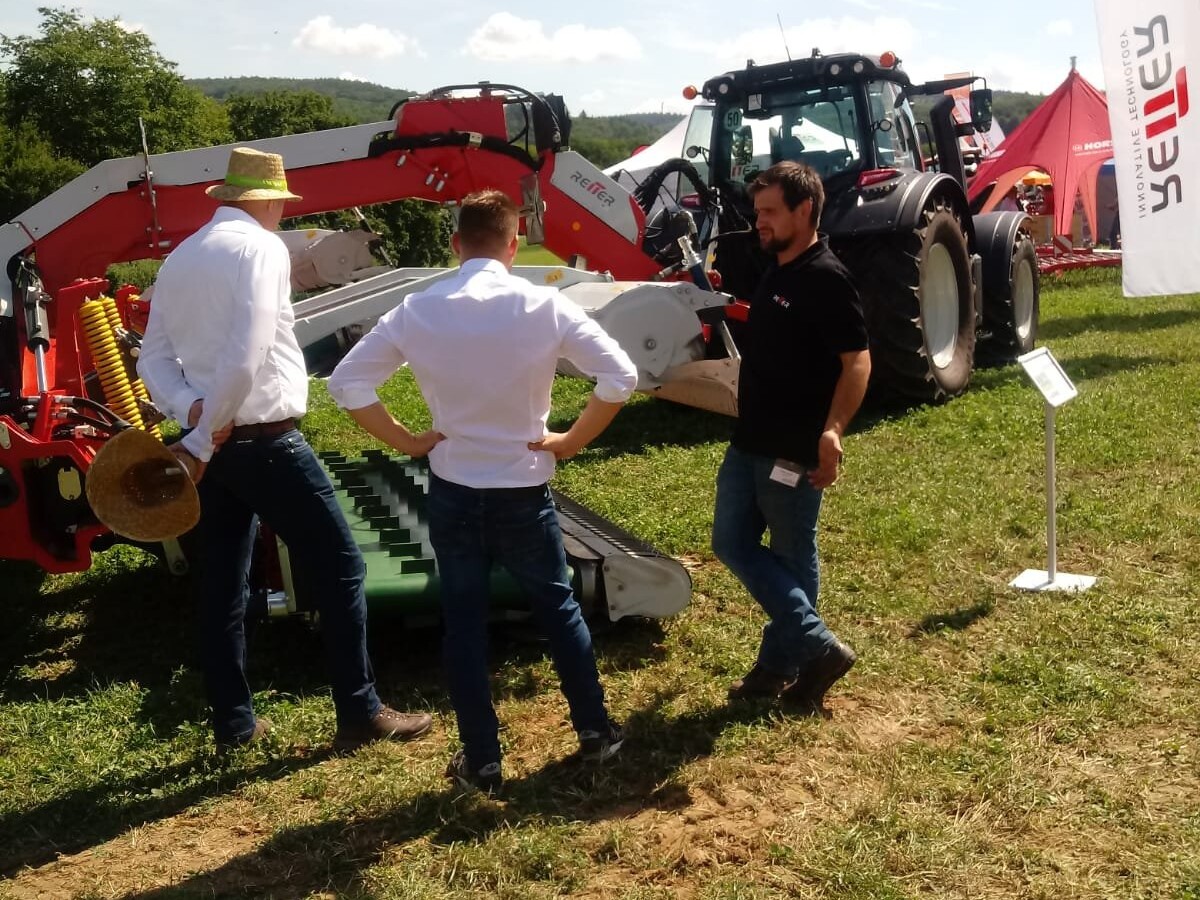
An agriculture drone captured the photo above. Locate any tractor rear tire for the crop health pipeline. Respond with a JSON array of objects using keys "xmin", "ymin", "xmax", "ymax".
[
  {"xmin": 975, "ymin": 233, "xmax": 1039, "ymax": 366},
  {"xmin": 839, "ymin": 204, "xmax": 975, "ymax": 404}
]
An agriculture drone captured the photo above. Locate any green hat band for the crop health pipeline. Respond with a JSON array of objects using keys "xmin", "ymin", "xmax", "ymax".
[{"xmin": 224, "ymin": 173, "xmax": 290, "ymax": 191}]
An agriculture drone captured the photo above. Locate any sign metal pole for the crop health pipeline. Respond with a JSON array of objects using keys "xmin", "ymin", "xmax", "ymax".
[
  {"xmin": 1010, "ymin": 348, "xmax": 1095, "ymax": 593},
  {"xmin": 1046, "ymin": 401, "xmax": 1056, "ymax": 582}
]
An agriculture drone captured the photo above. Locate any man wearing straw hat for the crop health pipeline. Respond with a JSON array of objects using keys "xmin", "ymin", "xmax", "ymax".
[{"xmin": 138, "ymin": 147, "xmax": 435, "ymax": 752}]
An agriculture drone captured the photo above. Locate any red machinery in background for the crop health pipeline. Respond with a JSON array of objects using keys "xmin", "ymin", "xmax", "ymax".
[{"xmin": 0, "ymin": 84, "xmax": 729, "ymax": 577}]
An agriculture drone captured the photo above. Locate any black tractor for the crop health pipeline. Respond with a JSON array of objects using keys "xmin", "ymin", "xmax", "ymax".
[{"xmin": 659, "ymin": 50, "xmax": 1039, "ymax": 403}]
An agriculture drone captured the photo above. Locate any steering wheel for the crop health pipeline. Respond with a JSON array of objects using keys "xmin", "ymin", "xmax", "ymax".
[{"xmin": 827, "ymin": 150, "xmax": 853, "ymax": 172}]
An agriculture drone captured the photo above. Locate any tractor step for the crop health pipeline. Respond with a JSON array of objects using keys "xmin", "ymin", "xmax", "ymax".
[{"xmin": 280, "ymin": 450, "xmax": 690, "ymax": 622}]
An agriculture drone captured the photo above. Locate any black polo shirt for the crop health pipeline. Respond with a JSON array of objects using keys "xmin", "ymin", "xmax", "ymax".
[{"xmin": 732, "ymin": 237, "xmax": 868, "ymax": 468}]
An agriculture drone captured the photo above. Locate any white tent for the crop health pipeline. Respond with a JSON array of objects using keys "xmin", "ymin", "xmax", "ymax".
[{"xmin": 603, "ymin": 112, "xmax": 696, "ymax": 191}]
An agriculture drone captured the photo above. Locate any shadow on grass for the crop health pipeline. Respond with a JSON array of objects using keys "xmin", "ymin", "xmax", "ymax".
[
  {"xmin": 118, "ymin": 695, "xmax": 779, "ymax": 900},
  {"xmin": 3, "ymin": 550, "xmax": 666, "ymax": 709},
  {"xmin": 1060, "ymin": 352, "xmax": 1178, "ymax": 382},
  {"xmin": 908, "ymin": 599, "xmax": 994, "ymax": 637},
  {"xmin": 1, "ymin": 551, "xmax": 667, "ymax": 876},
  {"xmin": 0, "ymin": 553, "xmax": 198, "ymax": 707},
  {"xmin": 1039, "ymin": 308, "xmax": 1200, "ymax": 342},
  {"xmin": 0, "ymin": 749, "xmax": 334, "ymax": 877}
]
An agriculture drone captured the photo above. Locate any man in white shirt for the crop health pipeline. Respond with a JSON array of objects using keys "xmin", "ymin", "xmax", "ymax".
[
  {"xmin": 327, "ymin": 189, "xmax": 638, "ymax": 794},
  {"xmin": 138, "ymin": 147, "xmax": 433, "ymax": 752}
]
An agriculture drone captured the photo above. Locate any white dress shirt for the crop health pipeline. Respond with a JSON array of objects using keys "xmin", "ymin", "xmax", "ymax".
[
  {"xmin": 327, "ymin": 258, "xmax": 638, "ymax": 489},
  {"xmin": 138, "ymin": 207, "xmax": 308, "ymax": 461}
]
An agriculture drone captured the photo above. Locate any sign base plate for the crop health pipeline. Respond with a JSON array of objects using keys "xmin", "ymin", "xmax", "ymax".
[{"xmin": 1009, "ymin": 569, "xmax": 1096, "ymax": 592}]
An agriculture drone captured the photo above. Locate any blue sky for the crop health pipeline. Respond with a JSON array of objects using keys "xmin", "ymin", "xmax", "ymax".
[{"xmin": 1, "ymin": 2, "xmax": 1105, "ymax": 116}]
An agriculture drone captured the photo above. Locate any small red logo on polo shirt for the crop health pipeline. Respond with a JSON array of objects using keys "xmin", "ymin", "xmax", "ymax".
[{"xmin": 772, "ymin": 293, "xmax": 790, "ymax": 309}]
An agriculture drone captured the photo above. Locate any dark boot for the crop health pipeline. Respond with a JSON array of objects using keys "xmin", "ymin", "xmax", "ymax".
[
  {"xmin": 784, "ymin": 640, "xmax": 856, "ymax": 711},
  {"xmin": 728, "ymin": 664, "xmax": 797, "ymax": 700}
]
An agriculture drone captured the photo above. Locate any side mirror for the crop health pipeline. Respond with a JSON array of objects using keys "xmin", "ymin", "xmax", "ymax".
[{"xmin": 969, "ymin": 88, "xmax": 994, "ymax": 132}]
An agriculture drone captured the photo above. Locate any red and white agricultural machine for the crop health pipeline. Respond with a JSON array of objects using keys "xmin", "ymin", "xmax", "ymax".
[{"xmin": 0, "ymin": 52, "xmax": 1039, "ymax": 620}]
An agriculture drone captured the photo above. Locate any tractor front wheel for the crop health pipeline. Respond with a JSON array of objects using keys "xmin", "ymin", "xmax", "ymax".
[{"xmin": 839, "ymin": 203, "xmax": 975, "ymax": 404}]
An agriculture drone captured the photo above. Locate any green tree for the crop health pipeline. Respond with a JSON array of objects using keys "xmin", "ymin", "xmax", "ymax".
[
  {"xmin": 223, "ymin": 88, "xmax": 450, "ymax": 268},
  {"xmin": 0, "ymin": 119, "xmax": 84, "ymax": 221},
  {"xmin": 226, "ymin": 90, "xmax": 356, "ymax": 141},
  {"xmin": 0, "ymin": 7, "xmax": 230, "ymax": 166}
]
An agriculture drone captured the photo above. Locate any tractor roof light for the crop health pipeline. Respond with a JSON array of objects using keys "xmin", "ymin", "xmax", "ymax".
[
  {"xmin": 683, "ymin": 85, "xmax": 698, "ymax": 100},
  {"xmin": 880, "ymin": 50, "xmax": 898, "ymax": 68}
]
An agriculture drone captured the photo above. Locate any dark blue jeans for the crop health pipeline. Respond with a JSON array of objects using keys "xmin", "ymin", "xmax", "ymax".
[
  {"xmin": 195, "ymin": 429, "xmax": 380, "ymax": 743},
  {"xmin": 427, "ymin": 473, "xmax": 609, "ymax": 769},
  {"xmin": 712, "ymin": 445, "xmax": 836, "ymax": 678}
]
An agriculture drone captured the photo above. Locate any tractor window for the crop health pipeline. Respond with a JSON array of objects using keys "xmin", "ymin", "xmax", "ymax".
[
  {"xmin": 867, "ymin": 80, "xmax": 920, "ymax": 170},
  {"xmin": 681, "ymin": 105, "xmax": 715, "ymax": 185},
  {"xmin": 733, "ymin": 88, "xmax": 861, "ymax": 181}
]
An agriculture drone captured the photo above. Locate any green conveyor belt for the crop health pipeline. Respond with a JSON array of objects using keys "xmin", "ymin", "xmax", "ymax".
[{"xmin": 318, "ymin": 449, "xmax": 555, "ymax": 614}]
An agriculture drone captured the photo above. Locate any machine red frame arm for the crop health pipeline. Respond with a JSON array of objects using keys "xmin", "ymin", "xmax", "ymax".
[
  {"xmin": 0, "ymin": 87, "xmax": 668, "ymax": 574},
  {"xmin": 0, "ymin": 90, "xmax": 662, "ymax": 399}
]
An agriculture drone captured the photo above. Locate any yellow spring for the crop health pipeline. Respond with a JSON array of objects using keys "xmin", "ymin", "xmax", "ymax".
[
  {"xmin": 99, "ymin": 297, "xmax": 161, "ymax": 437},
  {"xmin": 79, "ymin": 298, "xmax": 144, "ymax": 430},
  {"xmin": 131, "ymin": 380, "xmax": 162, "ymax": 439}
]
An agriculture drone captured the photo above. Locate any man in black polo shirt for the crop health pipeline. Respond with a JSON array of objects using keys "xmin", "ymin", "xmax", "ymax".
[{"xmin": 713, "ymin": 161, "xmax": 871, "ymax": 713}]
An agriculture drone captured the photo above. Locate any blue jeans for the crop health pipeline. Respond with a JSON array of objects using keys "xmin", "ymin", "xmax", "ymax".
[
  {"xmin": 195, "ymin": 429, "xmax": 380, "ymax": 743},
  {"xmin": 427, "ymin": 473, "xmax": 609, "ymax": 769},
  {"xmin": 712, "ymin": 445, "xmax": 836, "ymax": 677}
]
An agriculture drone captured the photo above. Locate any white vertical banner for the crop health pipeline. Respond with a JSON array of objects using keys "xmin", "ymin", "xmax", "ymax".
[{"xmin": 1094, "ymin": 1, "xmax": 1200, "ymax": 296}]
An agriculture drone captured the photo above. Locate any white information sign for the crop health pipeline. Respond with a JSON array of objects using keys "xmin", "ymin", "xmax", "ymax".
[
  {"xmin": 1017, "ymin": 347, "xmax": 1077, "ymax": 408},
  {"xmin": 1010, "ymin": 345, "xmax": 1094, "ymax": 593}
]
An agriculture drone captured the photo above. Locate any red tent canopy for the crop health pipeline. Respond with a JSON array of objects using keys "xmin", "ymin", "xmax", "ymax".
[{"xmin": 968, "ymin": 67, "xmax": 1112, "ymax": 240}]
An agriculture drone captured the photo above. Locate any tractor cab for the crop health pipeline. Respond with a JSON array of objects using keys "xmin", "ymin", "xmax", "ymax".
[{"xmin": 701, "ymin": 53, "xmax": 924, "ymax": 201}]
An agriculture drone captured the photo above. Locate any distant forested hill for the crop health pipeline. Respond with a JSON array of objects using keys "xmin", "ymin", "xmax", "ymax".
[
  {"xmin": 910, "ymin": 90, "xmax": 1045, "ymax": 138},
  {"xmin": 187, "ymin": 77, "xmax": 412, "ymax": 124},
  {"xmin": 186, "ymin": 77, "xmax": 683, "ymax": 166},
  {"xmin": 186, "ymin": 77, "xmax": 1043, "ymax": 169},
  {"xmin": 570, "ymin": 112, "xmax": 682, "ymax": 167}
]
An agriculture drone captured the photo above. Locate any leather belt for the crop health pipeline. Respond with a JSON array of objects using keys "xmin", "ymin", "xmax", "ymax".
[{"xmin": 228, "ymin": 418, "xmax": 297, "ymax": 440}]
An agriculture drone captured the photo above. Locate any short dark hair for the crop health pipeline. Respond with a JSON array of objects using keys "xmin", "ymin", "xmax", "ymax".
[
  {"xmin": 457, "ymin": 189, "xmax": 519, "ymax": 253},
  {"xmin": 748, "ymin": 161, "xmax": 824, "ymax": 227}
]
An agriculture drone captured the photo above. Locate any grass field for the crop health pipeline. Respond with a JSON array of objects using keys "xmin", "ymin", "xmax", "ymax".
[
  {"xmin": 4, "ymin": 268, "xmax": 1200, "ymax": 899},
  {"xmin": 514, "ymin": 237, "xmax": 565, "ymax": 267}
]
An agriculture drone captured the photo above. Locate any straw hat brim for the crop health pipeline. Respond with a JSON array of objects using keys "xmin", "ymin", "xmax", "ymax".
[
  {"xmin": 86, "ymin": 428, "xmax": 200, "ymax": 542},
  {"xmin": 206, "ymin": 183, "xmax": 303, "ymax": 202}
]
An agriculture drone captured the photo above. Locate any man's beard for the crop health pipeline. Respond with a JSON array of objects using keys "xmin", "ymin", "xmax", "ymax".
[{"xmin": 759, "ymin": 231, "xmax": 791, "ymax": 254}]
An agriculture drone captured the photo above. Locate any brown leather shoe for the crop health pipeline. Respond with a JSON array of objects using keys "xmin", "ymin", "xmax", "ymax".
[
  {"xmin": 216, "ymin": 717, "xmax": 273, "ymax": 754},
  {"xmin": 334, "ymin": 705, "xmax": 433, "ymax": 751},
  {"xmin": 728, "ymin": 664, "xmax": 797, "ymax": 700}
]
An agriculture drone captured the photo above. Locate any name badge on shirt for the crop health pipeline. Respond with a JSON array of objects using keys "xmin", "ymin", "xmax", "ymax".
[{"xmin": 769, "ymin": 459, "xmax": 804, "ymax": 487}]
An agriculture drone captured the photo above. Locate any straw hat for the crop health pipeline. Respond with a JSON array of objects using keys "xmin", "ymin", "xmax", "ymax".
[
  {"xmin": 205, "ymin": 147, "xmax": 303, "ymax": 202},
  {"xmin": 86, "ymin": 428, "xmax": 200, "ymax": 542}
]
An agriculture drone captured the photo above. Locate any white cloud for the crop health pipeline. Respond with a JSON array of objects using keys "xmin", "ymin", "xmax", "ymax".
[
  {"xmin": 114, "ymin": 19, "xmax": 147, "ymax": 34},
  {"xmin": 338, "ymin": 71, "xmax": 371, "ymax": 82},
  {"xmin": 292, "ymin": 16, "xmax": 420, "ymax": 59},
  {"xmin": 464, "ymin": 12, "xmax": 641, "ymax": 64},
  {"xmin": 1046, "ymin": 19, "xmax": 1073, "ymax": 37},
  {"xmin": 580, "ymin": 89, "xmax": 606, "ymax": 105},
  {"xmin": 683, "ymin": 17, "xmax": 920, "ymax": 70}
]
